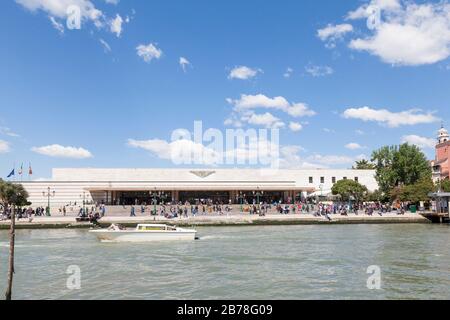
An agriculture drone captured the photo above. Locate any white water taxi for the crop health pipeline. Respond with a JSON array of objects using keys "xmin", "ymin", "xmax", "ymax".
[{"xmin": 89, "ymin": 224, "xmax": 198, "ymax": 242}]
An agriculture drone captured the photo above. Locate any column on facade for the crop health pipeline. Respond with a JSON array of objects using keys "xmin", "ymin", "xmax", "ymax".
[
  {"xmin": 173, "ymin": 190, "xmax": 179, "ymax": 203},
  {"xmin": 229, "ymin": 190, "xmax": 237, "ymax": 204}
]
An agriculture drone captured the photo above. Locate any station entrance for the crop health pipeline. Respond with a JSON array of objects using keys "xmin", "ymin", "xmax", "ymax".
[
  {"xmin": 116, "ymin": 191, "xmax": 173, "ymax": 206},
  {"xmin": 179, "ymin": 191, "xmax": 231, "ymax": 205}
]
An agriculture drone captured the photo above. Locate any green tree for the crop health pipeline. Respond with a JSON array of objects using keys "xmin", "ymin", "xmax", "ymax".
[
  {"xmin": 371, "ymin": 145, "xmax": 397, "ymax": 195},
  {"xmin": 394, "ymin": 177, "xmax": 434, "ymax": 204},
  {"xmin": 353, "ymin": 159, "xmax": 376, "ymax": 170},
  {"xmin": 0, "ymin": 181, "xmax": 30, "ymax": 301},
  {"xmin": 439, "ymin": 179, "xmax": 450, "ymax": 192},
  {"xmin": 331, "ymin": 179, "xmax": 368, "ymax": 202},
  {"xmin": 371, "ymin": 144, "xmax": 432, "ymax": 196},
  {"xmin": 366, "ymin": 189, "xmax": 389, "ymax": 203}
]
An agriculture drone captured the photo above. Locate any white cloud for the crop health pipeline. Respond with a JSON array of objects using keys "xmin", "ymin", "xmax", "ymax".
[
  {"xmin": 317, "ymin": 23, "xmax": 353, "ymax": 48},
  {"xmin": 283, "ymin": 67, "xmax": 294, "ymax": 78},
  {"xmin": 289, "ymin": 122, "xmax": 303, "ymax": 132},
  {"xmin": 110, "ymin": 14, "xmax": 124, "ymax": 37},
  {"xmin": 345, "ymin": 142, "xmax": 365, "ymax": 150},
  {"xmin": 127, "ymin": 139, "xmax": 172, "ymax": 160},
  {"xmin": 136, "ymin": 43, "xmax": 163, "ymax": 62},
  {"xmin": 127, "ymin": 138, "xmax": 277, "ymax": 166},
  {"xmin": 281, "ymin": 146, "xmax": 369, "ymax": 169},
  {"xmin": 31, "ymin": 144, "xmax": 93, "ymax": 159},
  {"xmin": 347, "ymin": 0, "xmax": 401, "ymax": 20},
  {"xmin": 0, "ymin": 140, "xmax": 10, "ymax": 153},
  {"xmin": 16, "ymin": 0, "xmax": 132, "ymax": 37},
  {"xmin": 247, "ymin": 113, "xmax": 285, "ymax": 129},
  {"xmin": 0, "ymin": 127, "xmax": 20, "ymax": 138},
  {"xmin": 280, "ymin": 145, "xmax": 369, "ymax": 169},
  {"xmin": 401, "ymin": 135, "xmax": 436, "ymax": 149},
  {"xmin": 228, "ymin": 94, "xmax": 316, "ymax": 118},
  {"xmin": 99, "ymin": 38, "xmax": 111, "ymax": 53},
  {"xmin": 179, "ymin": 57, "xmax": 192, "ymax": 72},
  {"xmin": 128, "ymin": 136, "xmax": 358, "ymax": 170},
  {"xmin": 228, "ymin": 66, "xmax": 262, "ymax": 80},
  {"xmin": 16, "ymin": 0, "xmax": 104, "ymax": 27},
  {"xmin": 225, "ymin": 94, "xmax": 316, "ymax": 129},
  {"xmin": 342, "ymin": 106, "xmax": 439, "ymax": 127},
  {"xmin": 308, "ymin": 154, "xmax": 356, "ymax": 166},
  {"xmin": 347, "ymin": 1, "xmax": 450, "ymax": 66},
  {"xmin": 305, "ymin": 65, "xmax": 334, "ymax": 77},
  {"xmin": 49, "ymin": 16, "xmax": 64, "ymax": 34},
  {"xmin": 279, "ymin": 146, "xmax": 327, "ymax": 169}
]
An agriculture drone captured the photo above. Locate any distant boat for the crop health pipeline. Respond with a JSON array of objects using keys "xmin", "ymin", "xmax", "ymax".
[{"xmin": 89, "ymin": 224, "xmax": 197, "ymax": 242}]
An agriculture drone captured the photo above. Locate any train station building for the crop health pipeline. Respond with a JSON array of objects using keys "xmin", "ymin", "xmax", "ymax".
[{"xmin": 21, "ymin": 168, "xmax": 378, "ymax": 208}]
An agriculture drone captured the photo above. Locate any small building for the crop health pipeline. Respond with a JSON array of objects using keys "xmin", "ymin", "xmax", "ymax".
[
  {"xmin": 429, "ymin": 192, "xmax": 450, "ymax": 215},
  {"xmin": 426, "ymin": 192, "xmax": 450, "ymax": 223}
]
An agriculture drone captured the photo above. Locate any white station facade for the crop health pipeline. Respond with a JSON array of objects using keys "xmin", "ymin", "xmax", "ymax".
[{"xmin": 20, "ymin": 168, "xmax": 378, "ymax": 207}]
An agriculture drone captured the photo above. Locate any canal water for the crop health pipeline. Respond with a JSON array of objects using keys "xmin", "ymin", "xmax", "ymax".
[{"xmin": 1, "ymin": 224, "xmax": 450, "ymax": 300}]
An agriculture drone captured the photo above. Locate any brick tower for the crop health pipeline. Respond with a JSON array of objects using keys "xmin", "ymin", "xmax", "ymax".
[{"xmin": 434, "ymin": 124, "xmax": 450, "ymax": 182}]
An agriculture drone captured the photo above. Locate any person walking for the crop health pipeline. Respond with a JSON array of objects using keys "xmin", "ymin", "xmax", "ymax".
[{"xmin": 130, "ymin": 205, "xmax": 136, "ymax": 217}]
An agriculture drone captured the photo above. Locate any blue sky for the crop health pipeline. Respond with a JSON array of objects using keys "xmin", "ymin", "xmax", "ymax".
[{"xmin": 1, "ymin": 0, "xmax": 449, "ymax": 179}]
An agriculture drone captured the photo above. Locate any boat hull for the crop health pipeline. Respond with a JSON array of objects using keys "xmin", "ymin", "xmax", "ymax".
[{"xmin": 89, "ymin": 230, "xmax": 197, "ymax": 242}]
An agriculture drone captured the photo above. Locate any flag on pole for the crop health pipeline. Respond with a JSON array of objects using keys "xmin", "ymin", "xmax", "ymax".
[
  {"xmin": 29, "ymin": 163, "xmax": 33, "ymax": 176},
  {"xmin": 18, "ymin": 163, "xmax": 23, "ymax": 176},
  {"xmin": 7, "ymin": 169, "xmax": 15, "ymax": 178}
]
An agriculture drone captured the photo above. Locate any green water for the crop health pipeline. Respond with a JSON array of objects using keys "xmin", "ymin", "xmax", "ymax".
[{"xmin": 1, "ymin": 224, "xmax": 449, "ymax": 300}]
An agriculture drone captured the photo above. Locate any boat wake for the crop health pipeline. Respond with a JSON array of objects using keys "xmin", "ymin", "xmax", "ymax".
[
  {"xmin": 199, "ymin": 235, "xmax": 239, "ymax": 241},
  {"xmin": 0, "ymin": 242, "xmax": 48, "ymax": 249}
]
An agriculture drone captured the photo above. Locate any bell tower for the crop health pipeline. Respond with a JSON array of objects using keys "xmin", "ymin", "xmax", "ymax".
[{"xmin": 438, "ymin": 123, "xmax": 449, "ymax": 145}]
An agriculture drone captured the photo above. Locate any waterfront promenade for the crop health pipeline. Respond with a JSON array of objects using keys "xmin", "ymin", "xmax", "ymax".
[{"xmin": 0, "ymin": 211, "xmax": 429, "ymax": 230}]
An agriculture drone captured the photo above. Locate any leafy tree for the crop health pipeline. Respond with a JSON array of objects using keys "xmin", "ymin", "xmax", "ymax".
[
  {"xmin": 365, "ymin": 189, "xmax": 389, "ymax": 203},
  {"xmin": 371, "ymin": 144, "xmax": 432, "ymax": 195},
  {"xmin": 392, "ymin": 144, "xmax": 432, "ymax": 186},
  {"xmin": 0, "ymin": 181, "xmax": 30, "ymax": 301},
  {"xmin": 353, "ymin": 159, "xmax": 376, "ymax": 170},
  {"xmin": 371, "ymin": 145, "xmax": 397, "ymax": 195},
  {"xmin": 332, "ymin": 179, "xmax": 368, "ymax": 202},
  {"xmin": 394, "ymin": 177, "xmax": 435, "ymax": 204},
  {"xmin": 439, "ymin": 179, "xmax": 450, "ymax": 192}
]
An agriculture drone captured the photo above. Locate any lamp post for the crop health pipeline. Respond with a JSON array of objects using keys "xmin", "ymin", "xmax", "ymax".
[
  {"xmin": 42, "ymin": 187, "xmax": 55, "ymax": 216},
  {"xmin": 237, "ymin": 192, "xmax": 246, "ymax": 213},
  {"xmin": 79, "ymin": 192, "xmax": 87, "ymax": 215},
  {"xmin": 253, "ymin": 187, "xmax": 264, "ymax": 210}
]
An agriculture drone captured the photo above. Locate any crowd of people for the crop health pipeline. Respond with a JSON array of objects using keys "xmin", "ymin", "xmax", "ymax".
[
  {"xmin": 0, "ymin": 199, "xmax": 415, "ymax": 222},
  {"xmin": 0, "ymin": 206, "xmax": 51, "ymax": 222},
  {"xmin": 124, "ymin": 200, "xmax": 412, "ymax": 219}
]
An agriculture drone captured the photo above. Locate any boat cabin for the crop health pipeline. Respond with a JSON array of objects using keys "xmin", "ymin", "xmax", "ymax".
[{"xmin": 137, "ymin": 224, "xmax": 177, "ymax": 231}]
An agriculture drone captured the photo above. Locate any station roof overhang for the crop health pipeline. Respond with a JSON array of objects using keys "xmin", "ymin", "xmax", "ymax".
[{"xmin": 84, "ymin": 186, "xmax": 316, "ymax": 192}]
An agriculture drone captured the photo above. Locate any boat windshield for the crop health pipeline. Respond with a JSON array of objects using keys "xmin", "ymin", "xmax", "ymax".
[{"xmin": 137, "ymin": 225, "xmax": 176, "ymax": 231}]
